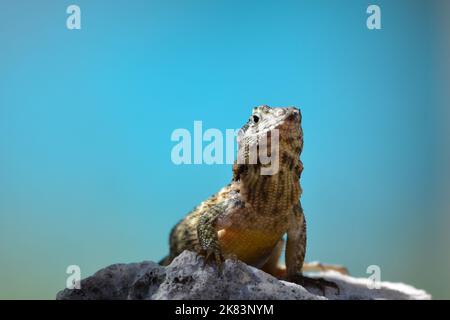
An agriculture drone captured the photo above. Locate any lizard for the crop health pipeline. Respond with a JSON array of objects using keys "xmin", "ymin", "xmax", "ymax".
[{"xmin": 160, "ymin": 105, "xmax": 346, "ymax": 293}]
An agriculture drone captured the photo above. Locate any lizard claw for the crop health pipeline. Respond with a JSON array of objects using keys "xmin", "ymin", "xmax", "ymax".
[
  {"xmin": 202, "ymin": 248, "xmax": 225, "ymax": 272},
  {"xmin": 289, "ymin": 274, "xmax": 340, "ymax": 296}
]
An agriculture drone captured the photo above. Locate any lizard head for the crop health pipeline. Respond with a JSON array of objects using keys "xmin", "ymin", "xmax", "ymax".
[
  {"xmin": 233, "ymin": 105, "xmax": 303, "ymax": 211},
  {"xmin": 234, "ymin": 105, "xmax": 303, "ymax": 177},
  {"xmin": 243, "ymin": 105, "xmax": 301, "ymax": 136}
]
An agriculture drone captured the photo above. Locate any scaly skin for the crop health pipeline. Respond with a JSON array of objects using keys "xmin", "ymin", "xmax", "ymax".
[{"xmin": 161, "ymin": 106, "xmax": 345, "ymax": 293}]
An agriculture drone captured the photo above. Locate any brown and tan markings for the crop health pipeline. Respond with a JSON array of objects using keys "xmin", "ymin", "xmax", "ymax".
[{"xmin": 160, "ymin": 106, "xmax": 347, "ymax": 293}]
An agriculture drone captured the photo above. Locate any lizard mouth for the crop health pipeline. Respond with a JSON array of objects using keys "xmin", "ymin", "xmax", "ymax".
[{"xmin": 284, "ymin": 109, "xmax": 301, "ymax": 123}]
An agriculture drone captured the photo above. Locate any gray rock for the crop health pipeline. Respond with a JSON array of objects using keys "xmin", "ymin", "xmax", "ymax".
[{"xmin": 56, "ymin": 250, "xmax": 431, "ymax": 300}]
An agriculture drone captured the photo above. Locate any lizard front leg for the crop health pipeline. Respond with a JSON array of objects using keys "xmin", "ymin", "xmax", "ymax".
[
  {"xmin": 197, "ymin": 203, "xmax": 226, "ymax": 268},
  {"xmin": 286, "ymin": 203, "xmax": 340, "ymax": 294},
  {"xmin": 285, "ymin": 203, "xmax": 307, "ymax": 277}
]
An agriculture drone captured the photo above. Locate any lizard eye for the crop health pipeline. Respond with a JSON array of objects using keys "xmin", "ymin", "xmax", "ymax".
[{"xmin": 252, "ymin": 115, "xmax": 260, "ymax": 123}]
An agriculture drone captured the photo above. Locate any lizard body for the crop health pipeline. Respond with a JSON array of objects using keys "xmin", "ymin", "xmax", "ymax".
[{"xmin": 161, "ymin": 106, "xmax": 344, "ymax": 289}]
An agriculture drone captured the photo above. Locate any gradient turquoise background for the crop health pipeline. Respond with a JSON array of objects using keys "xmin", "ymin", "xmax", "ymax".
[{"xmin": 1, "ymin": 0, "xmax": 449, "ymax": 299}]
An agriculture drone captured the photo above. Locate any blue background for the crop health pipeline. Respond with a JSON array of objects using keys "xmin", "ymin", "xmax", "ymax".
[{"xmin": 1, "ymin": 0, "xmax": 449, "ymax": 299}]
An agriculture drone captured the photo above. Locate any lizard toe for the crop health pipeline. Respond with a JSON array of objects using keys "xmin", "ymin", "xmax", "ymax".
[{"xmin": 202, "ymin": 248, "xmax": 225, "ymax": 273}]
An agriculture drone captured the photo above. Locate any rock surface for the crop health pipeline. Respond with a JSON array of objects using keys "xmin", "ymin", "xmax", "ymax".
[{"xmin": 57, "ymin": 250, "xmax": 431, "ymax": 300}]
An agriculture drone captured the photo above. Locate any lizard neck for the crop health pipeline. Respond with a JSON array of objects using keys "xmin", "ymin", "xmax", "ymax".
[{"xmin": 233, "ymin": 150, "xmax": 303, "ymax": 215}]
